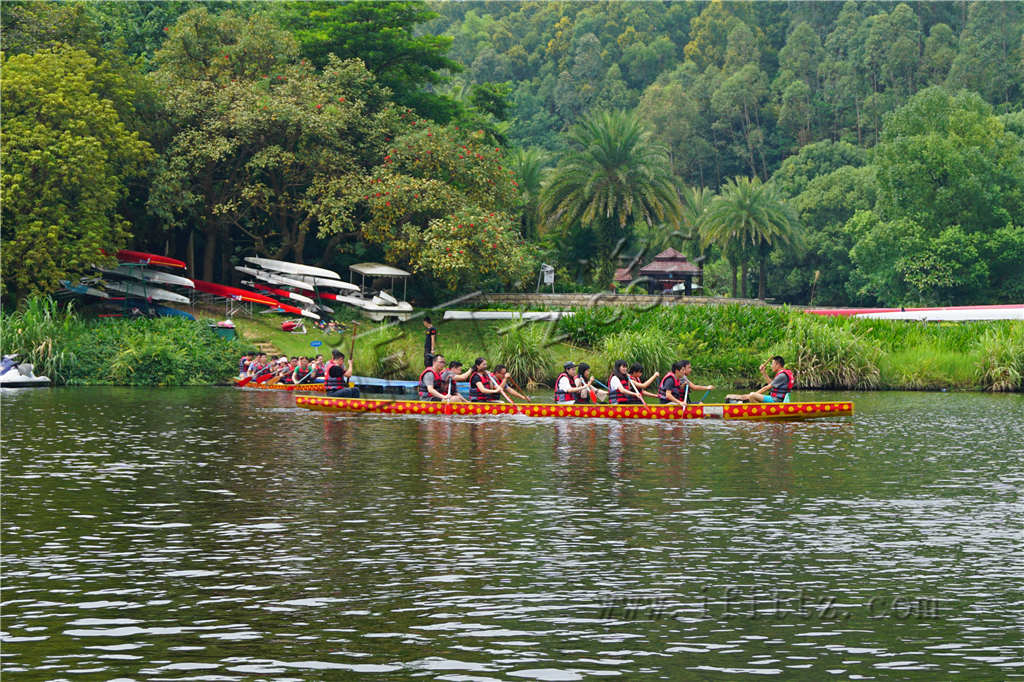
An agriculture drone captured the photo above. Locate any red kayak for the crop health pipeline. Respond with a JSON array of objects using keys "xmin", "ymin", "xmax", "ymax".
[
  {"xmin": 192, "ymin": 279, "xmax": 304, "ymax": 315},
  {"xmin": 115, "ymin": 249, "xmax": 188, "ymax": 269}
]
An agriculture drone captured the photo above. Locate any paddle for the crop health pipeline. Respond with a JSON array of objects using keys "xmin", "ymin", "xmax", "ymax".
[
  {"xmin": 236, "ymin": 376, "xmax": 253, "ymax": 387},
  {"xmin": 696, "ymin": 389, "xmax": 711, "ymax": 404},
  {"xmin": 629, "ymin": 377, "xmax": 647, "ymax": 405},
  {"xmin": 489, "ymin": 371, "xmax": 523, "ymax": 413},
  {"xmin": 346, "ymin": 322, "xmax": 359, "ymax": 388}
]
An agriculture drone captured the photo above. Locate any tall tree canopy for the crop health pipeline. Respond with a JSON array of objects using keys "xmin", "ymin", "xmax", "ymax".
[
  {"xmin": 271, "ymin": 1, "xmax": 463, "ymax": 122},
  {"xmin": 540, "ymin": 110, "xmax": 681, "ymax": 282},
  {"xmin": 1, "ymin": 46, "xmax": 153, "ymax": 299}
]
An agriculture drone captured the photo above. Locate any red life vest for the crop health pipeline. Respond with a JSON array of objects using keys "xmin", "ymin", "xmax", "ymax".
[
  {"xmin": 469, "ymin": 371, "xmax": 497, "ymax": 402},
  {"xmin": 325, "ymin": 363, "xmax": 347, "ymax": 390},
  {"xmin": 608, "ymin": 374, "xmax": 632, "ymax": 404},
  {"xmin": 770, "ymin": 369, "xmax": 795, "ymax": 400},
  {"xmin": 418, "ymin": 368, "xmax": 440, "ymax": 400},
  {"xmin": 658, "ymin": 374, "xmax": 683, "ymax": 401},
  {"xmin": 554, "ymin": 372, "xmax": 573, "ymax": 402}
]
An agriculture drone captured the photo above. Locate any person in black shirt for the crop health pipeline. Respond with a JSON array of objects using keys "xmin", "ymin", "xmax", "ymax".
[{"xmin": 423, "ymin": 316, "xmax": 437, "ymax": 368}]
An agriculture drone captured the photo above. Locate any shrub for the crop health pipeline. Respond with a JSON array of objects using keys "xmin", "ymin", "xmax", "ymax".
[
  {"xmin": 772, "ymin": 315, "xmax": 881, "ymax": 389},
  {"xmin": 492, "ymin": 322, "xmax": 555, "ymax": 387},
  {"xmin": 0, "ymin": 297, "xmax": 78, "ymax": 382},
  {"xmin": 600, "ymin": 329, "xmax": 678, "ymax": 379},
  {"xmin": 975, "ymin": 324, "xmax": 1024, "ymax": 391}
]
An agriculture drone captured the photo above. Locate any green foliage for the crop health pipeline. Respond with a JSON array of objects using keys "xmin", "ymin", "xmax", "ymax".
[
  {"xmin": 0, "ymin": 297, "xmax": 79, "ymax": 382},
  {"xmin": 771, "ymin": 315, "xmax": 881, "ymax": 389},
  {"xmin": 600, "ymin": 329, "xmax": 677, "ymax": 379},
  {"xmin": 1, "ymin": 45, "xmax": 154, "ymax": 299},
  {"xmin": 271, "ymin": 1, "xmax": 462, "ymax": 122},
  {"xmin": 1, "ymin": 298, "xmax": 245, "ymax": 386},
  {"xmin": 974, "ymin": 324, "xmax": 1024, "ymax": 392},
  {"xmin": 491, "ymin": 323, "xmax": 555, "ymax": 387}
]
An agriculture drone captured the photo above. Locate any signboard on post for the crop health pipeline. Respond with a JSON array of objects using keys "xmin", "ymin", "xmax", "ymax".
[
  {"xmin": 538, "ymin": 263, "xmax": 555, "ymax": 293},
  {"xmin": 310, "ymin": 340, "xmax": 323, "ymax": 348}
]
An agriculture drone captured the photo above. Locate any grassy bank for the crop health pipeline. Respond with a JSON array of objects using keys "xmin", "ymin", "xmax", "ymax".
[
  {"xmin": 235, "ymin": 305, "xmax": 1023, "ymax": 392},
  {"xmin": 2, "ymin": 298, "xmax": 246, "ymax": 386}
]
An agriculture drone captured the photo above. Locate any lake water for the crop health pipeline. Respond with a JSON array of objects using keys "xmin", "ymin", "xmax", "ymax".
[{"xmin": 2, "ymin": 387, "xmax": 1022, "ymax": 680}]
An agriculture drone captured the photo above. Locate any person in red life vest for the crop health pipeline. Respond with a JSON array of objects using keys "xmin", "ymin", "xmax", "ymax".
[
  {"xmin": 608, "ymin": 360, "xmax": 659, "ymax": 404},
  {"xmin": 246, "ymin": 353, "xmax": 271, "ymax": 379},
  {"xmin": 325, "ymin": 349, "xmax": 359, "ymax": 398},
  {"xmin": 491, "ymin": 364, "xmax": 528, "ymax": 402},
  {"xmin": 468, "ymin": 357, "xmax": 503, "ymax": 402},
  {"xmin": 418, "ymin": 353, "xmax": 450, "ymax": 401},
  {"xmin": 238, "ymin": 354, "xmax": 252, "ymax": 378},
  {"xmin": 678, "ymin": 360, "xmax": 714, "ymax": 402},
  {"xmin": 574, "ymin": 363, "xmax": 605, "ymax": 404},
  {"xmin": 727, "ymin": 356, "xmax": 794, "ymax": 403},
  {"xmin": 291, "ymin": 357, "xmax": 314, "ymax": 385},
  {"xmin": 658, "ymin": 361, "xmax": 689, "ymax": 405},
  {"xmin": 440, "ymin": 359, "xmax": 471, "ymax": 402},
  {"xmin": 554, "ymin": 361, "xmax": 593, "ymax": 404},
  {"xmin": 312, "ymin": 354, "xmax": 325, "ymax": 379}
]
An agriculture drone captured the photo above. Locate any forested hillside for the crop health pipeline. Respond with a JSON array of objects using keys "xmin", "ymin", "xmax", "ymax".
[{"xmin": 3, "ymin": 1, "xmax": 1023, "ymax": 307}]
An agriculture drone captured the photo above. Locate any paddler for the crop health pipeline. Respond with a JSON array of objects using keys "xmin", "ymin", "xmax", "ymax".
[
  {"xmin": 440, "ymin": 359, "xmax": 471, "ymax": 402},
  {"xmin": 608, "ymin": 360, "xmax": 658, "ymax": 404},
  {"xmin": 418, "ymin": 353, "xmax": 451, "ymax": 402},
  {"xmin": 468, "ymin": 357, "xmax": 504, "ymax": 402},
  {"xmin": 325, "ymin": 349, "xmax": 360, "ymax": 398},
  {"xmin": 727, "ymin": 356, "xmax": 793, "ymax": 403},
  {"xmin": 678, "ymin": 360, "xmax": 714, "ymax": 403},
  {"xmin": 574, "ymin": 363, "xmax": 605, "ymax": 404},
  {"xmin": 491, "ymin": 364, "xmax": 529, "ymax": 402},
  {"xmin": 291, "ymin": 356, "xmax": 314, "ymax": 384},
  {"xmin": 554, "ymin": 361, "xmax": 592, "ymax": 404}
]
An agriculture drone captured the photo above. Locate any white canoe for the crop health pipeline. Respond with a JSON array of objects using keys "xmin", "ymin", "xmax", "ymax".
[
  {"xmin": 59, "ymin": 281, "xmax": 110, "ymax": 299},
  {"xmin": 291, "ymin": 274, "xmax": 361, "ymax": 292},
  {"xmin": 105, "ymin": 280, "xmax": 191, "ymax": 304},
  {"xmin": 234, "ymin": 266, "xmax": 314, "ymax": 292},
  {"xmin": 859, "ymin": 307, "xmax": 1024, "ymax": 321},
  {"xmin": 101, "ymin": 265, "xmax": 195, "ymax": 289},
  {"xmin": 376, "ymin": 291, "xmax": 399, "ymax": 306},
  {"xmin": 244, "ymin": 257, "xmax": 342, "ymax": 281},
  {"xmin": 442, "ymin": 310, "xmax": 575, "ymax": 321}
]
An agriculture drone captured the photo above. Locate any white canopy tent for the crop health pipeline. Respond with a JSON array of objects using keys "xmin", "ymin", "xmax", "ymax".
[{"xmin": 350, "ymin": 262, "xmax": 411, "ymax": 301}]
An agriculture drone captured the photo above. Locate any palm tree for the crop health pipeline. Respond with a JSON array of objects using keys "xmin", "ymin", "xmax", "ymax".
[
  {"xmin": 508, "ymin": 147, "xmax": 552, "ymax": 239},
  {"xmin": 699, "ymin": 176, "xmax": 801, "ymax": 299},
  {"xmin": 540, "ymin": 110, "xmax": 681, "ymax": 281}
]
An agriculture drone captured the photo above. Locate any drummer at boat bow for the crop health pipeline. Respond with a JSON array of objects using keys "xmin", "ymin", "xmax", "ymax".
[
  {"xmin": 325, "ymin": 349, "xmax": 359, "ymax": 398},
  {"xmin": 554, "ymin": 361, "xmax": 594, "ymax": 405},
  {"xmin": 726, "ymin": 356, "xmax": 793, "ymax": 403}
]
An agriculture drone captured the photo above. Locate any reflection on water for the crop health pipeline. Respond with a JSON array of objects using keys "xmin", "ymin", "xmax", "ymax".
[{"xmin": 2, "ymin": 387, "xmax": 1023, "ymax": 680}]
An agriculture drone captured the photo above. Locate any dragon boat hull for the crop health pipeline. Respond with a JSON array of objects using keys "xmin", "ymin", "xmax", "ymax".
[{"xmin": 295, "ymin": 395, "xmax": 853, "ymax": 421}]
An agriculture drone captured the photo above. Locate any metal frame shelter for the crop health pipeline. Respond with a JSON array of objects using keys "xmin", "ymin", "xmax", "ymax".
[{"xmin": 349, "ymin": 262, "xmax": 411, "ymax": 300}]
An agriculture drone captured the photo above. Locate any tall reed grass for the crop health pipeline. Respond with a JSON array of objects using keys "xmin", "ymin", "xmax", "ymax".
[
  {"xmin": 1, "ymin": 297, "xmax": 78, "ymax": 382},
  {"xmin": 492, "ymin": 322, "xmax": 555, "ymax": 387},
  {"xmin": 975, "ymin": 324, "xmax": 1024, "ymax": 391}
]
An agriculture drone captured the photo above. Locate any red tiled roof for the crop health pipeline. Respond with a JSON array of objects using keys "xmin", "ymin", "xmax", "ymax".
[
  {"xmin": 638, "ymin": 248, "xmax": 701, "ymax": 275},
  {"xmin": 613, "ymin": 267, "xmax": 633, "ymax": 282}
]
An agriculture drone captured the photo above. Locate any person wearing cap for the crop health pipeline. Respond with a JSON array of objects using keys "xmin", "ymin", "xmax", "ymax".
[{"xmin": 554, "ymin": 361, "xmax": 592, "ymax": 404}]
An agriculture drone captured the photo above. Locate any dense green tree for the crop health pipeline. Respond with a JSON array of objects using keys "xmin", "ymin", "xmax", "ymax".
[
  {"xmin": 270, "ymin": 1, "xmax": 463, "ymax": 122},
  {"xmin": 508, "ymin": 147, "xmax": 553, "ymax": 239},
  {"xmin": 148, "ymin": 8, "xmax": 393, "ymax": 280},
  {"xmin": 946, "ymin": 1, "xmax": 1024, "ymax": 106},
  {"xmin": 321, "ymin": 124, "xmax": 535, "ymax": 291},
  {"xmin": 699, "ymin": 176, "xmax": 801, "ymax": 299},
  {"xmin": 1, "ymin": 46, "xmax": 154, "ymax": 299},
  {"xmin": 540, "ymin": 110, "xmax": 681, "ymax": 283}
]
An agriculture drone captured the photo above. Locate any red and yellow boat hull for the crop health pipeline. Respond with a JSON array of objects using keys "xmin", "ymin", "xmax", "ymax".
[{"xmin": 295, "ymin": 396, "xmax": 853, "ymax": 421}]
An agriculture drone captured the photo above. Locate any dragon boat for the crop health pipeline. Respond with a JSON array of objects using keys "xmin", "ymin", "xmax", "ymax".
[{"xmin": 295, "ymin": 395, "xmax": 853, "ymax": 421}]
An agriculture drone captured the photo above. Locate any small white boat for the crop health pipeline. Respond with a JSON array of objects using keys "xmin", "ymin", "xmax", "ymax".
[
  {"xmin": 100, "ymin": 265, "xmax": 195, "ymax": 289},
  {"xmin": 59, "ymin": 281, "xmax": 110, "ymax": 299},
  {"xmin": 243, "ymin": 257, "xmax": 342, "ymax": 281},
  {"xmin": 291, "ymin": 275, "xmax": 361, "ymax": 292},
  {"xmin": 234, "ymin": 266, "xmax": 314, "ymax": 292},
  {"xmin": 0, "ymin": 355, "xmax": 51, "ymax": 388},
  {"xmin": 442, "ymin": 310, "xmax": 575, "ymax": 321},
  {"xmin": 105, "ymin": 280, "xmax": 190, "ymax": 304},
  {"xmin": 333, "ymin": 294, "xmax": 414, "ymax": 321}
]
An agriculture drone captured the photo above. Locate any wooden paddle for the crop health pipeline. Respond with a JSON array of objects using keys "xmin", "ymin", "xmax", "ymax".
[
  {"xmin": 346, "ymin": 322, "xmax": 359, "ymax": 388},
  {"xmin": 236, "ymin": 376, "xmax": 253, "ymax": 387},
  {"xmin": 629, "ymin": 377, "xmax": 647, "ymax": 405}
]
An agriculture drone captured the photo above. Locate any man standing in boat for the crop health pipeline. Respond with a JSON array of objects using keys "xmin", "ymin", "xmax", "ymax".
[
  {"xmin": 727, "ymin": 356, "xmax": 793, "ymax": 403},
  {"xmin": 325, "ymin": 349, "xmax": 359, "ymax": 398}
]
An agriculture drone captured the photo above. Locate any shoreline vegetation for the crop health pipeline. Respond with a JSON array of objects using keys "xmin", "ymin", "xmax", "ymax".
[{"xmin": 3, "ymin": 298, "xmax": 1021, "ymax": 393}]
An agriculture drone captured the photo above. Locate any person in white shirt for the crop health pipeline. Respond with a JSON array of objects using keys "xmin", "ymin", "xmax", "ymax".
[{"xmin": 554, "ymin": 361, "xmax": 593, "ymax": 404}]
